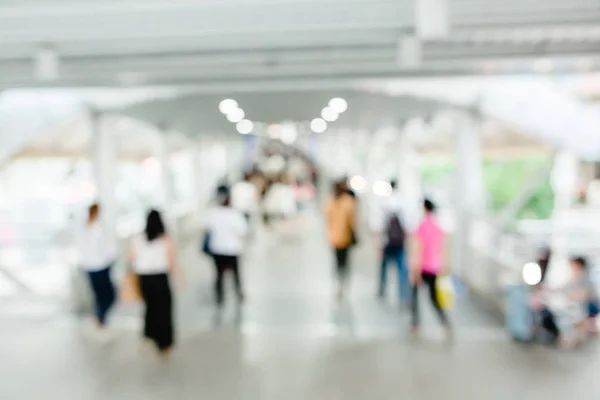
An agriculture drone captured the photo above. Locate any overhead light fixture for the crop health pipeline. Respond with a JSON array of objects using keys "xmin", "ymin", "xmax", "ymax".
[
  {"xmin": 415, "ymin": 0, "xmax": 449, "ymax": 39},
  {"xmin": 397, "ymin": 35, "xmax": 422, "ymax": 69},
  {"xmin": 280, "ymin": 124, "xmax": 298, "ymax": 144},
  {"xmin": 522, "ymin": 262, "xmax": 542, "ymax": 286},
  {"xmin": 226, "ymin": 107, "xmax": 245, "ymax": 123},
  {"xmin": 236, "ymin": 119, "xmax": 253, "ymax": 135},
  {"xmin": 321, "ymin": 106, "xmax": 339, "ymax": 122},
  {"xmin": 268, "ymin": 124, "xmax": 281, "ymax": 138},
  {"xmin": 34, "ymin": 45, "xmax": 59, "ymax": 81},
  {"xmin": 328, "ymin": 98, "xmax": 348, "ymax": 114},
  {"xmin": 310, "ymin": 118, "xmax": 327, "ymax": 133},
  {"xmin": 349, "ymin": 175, "xmax": 366, "ymax": 192},
  {"xmin": 219, "ymin": 99, "xmax": 238, "ymax": 115}
]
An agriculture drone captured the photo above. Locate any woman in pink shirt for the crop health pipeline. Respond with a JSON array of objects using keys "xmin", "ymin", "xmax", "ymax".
[{"xmin": 409, "ymin": 199, "xmax": 451, "ymax": 334}]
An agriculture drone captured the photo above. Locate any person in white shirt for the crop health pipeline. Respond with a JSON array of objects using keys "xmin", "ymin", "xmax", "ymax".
[
  {"xmin": 205, "ymin": 186, "xmax": 248, "ymax": 306},
  {"xmin": 128, "ymin": 209, "xmax": 182, "ymax": 358},
  {"xmin": 231, "ymin": 172, "xmax": 259, "ymax": 222},
  {"xmin": 78, "ymin": 204, "xmax": 117, "ymax": 335}
]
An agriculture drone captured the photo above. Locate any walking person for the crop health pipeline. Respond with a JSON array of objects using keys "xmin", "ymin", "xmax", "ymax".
[
  {"xmin": 205, "ymin": 186, "xmax": 248, "ymax": 307},
  {"xmin": 231, "ymin": 172, "xmax": 259, "ymax": 224},
  {"xmin": 78, "ymin": 204, "xmax": 117, "ymax": 340},
  {"xmin": 377, "ymin": 180, "xmax": 410, "ymax": 304},
  {"xmin": 325, "ymin": 180, "xmax": 357, "ymax": 300},
  {"xmin": 409, "ymin": 199, "xmax": 451, "ymax": 336},
  {"xmin": 129, "ymin": 210, "xmax": 182, "ymax": 359}
]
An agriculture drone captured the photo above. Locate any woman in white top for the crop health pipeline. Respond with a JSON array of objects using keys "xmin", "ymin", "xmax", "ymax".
[
  {"xmin": 205, "ymin": 186, "xmax": 248, "ymax": 306},
  {"xmin": 128, "ymin": 209, "xmax": 181, "ymax": 357},
  {"xmin": 79, "ymin": 204, "xmax": 117, "ymax": 332}
]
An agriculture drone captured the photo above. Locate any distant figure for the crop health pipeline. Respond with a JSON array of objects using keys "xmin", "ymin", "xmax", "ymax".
[
  {"xmin": 539, "ymin": 256, "xmax": 597, "ymax": 348},
  {"xmin": 409, "ymin": 199, "xmax": 451, "ymax": 336},
  {"xmin": 205, "ymin": 186, "xmax": 248, "ymax": 306},
  {"xmin": 129, "ymin": 210, "xmax": 182, "ymax": 359},
  {"xmin": 378, "ymin": 180, "xmax": 410, "ymax": 304},
  {"xmin": 79, "ymin": 204, "xmax": 117, "ymax": 341},
  {"xmin": 263, "ymin": 176, "xmax": 296, "ymax": 227},
  {"xmin": 231, "ymin": 172, "xmax": 259, "ymax": 223},
  {"xmin": 325, "ymin": 181, "xmax": 357, "ymax": 300},
  {"xmin": 538, "ymin": 247, "xmax": 552, "ymax": 283}
]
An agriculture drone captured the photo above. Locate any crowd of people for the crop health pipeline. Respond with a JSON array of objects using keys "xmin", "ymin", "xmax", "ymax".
[
  {"xmin": 531, "ymin": 254, "xmax": 599, "ymax": 348},
  {"xmin": 324, "ymin": 178, "xmax": 451, "ymax": 336},
  {"xmin": 76, "ymin": 166, "xmax": 597, "ymax": 360}
]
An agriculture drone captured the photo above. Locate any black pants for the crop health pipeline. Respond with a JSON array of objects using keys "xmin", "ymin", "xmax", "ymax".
[
  {"xmin": 334, "ymin": 247, "xmax": 350, "ymax": 284},
  {"xmin": 139, "ymin": 273, "xmax": 174, "ymax": 351},
  {"xmin": 87, "ymin": 266, "xmax": 115, "ymax": 326},
  {"xmin": 411, "ymin": 272, "xmax": 449, "ymax": 327},
  {"xmin": 540, "ymin": 307, "xmax": 560, "ymax": 338},
  {"xmin": 212, "ymin": 254, "xmax": 243, "ymax": 305}
]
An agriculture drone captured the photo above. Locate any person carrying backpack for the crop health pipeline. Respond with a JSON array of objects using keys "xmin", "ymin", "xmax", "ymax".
[{"xmin": 378, "ymin": 180, "xmax": 410, "ymax": 304}]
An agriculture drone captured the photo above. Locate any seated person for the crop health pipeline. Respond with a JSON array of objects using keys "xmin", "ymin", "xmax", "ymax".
[{"xmin": 539, "ymin": 257, "xmax": 596, "ymax": 348}]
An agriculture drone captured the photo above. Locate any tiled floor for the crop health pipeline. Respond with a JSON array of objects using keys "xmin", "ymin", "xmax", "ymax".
[{"xmin": 1, "ymin": 214, "xmax": 598, "ymax": 399}]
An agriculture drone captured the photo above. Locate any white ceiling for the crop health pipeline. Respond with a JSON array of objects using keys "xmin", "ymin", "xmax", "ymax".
[
  {"xmin": 1, "ymin": 0, "xmax": 600, "ymax": 162},
  {"xmin": 0, "ymin": 0, "xmax": 599, "ymax": 89}
]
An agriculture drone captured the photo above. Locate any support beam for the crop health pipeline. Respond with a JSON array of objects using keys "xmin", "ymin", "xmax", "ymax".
[
  {"xmin": 90, "ymin": 108, "xmax": 117, "ymax": 243},
  {"xmin": 452, "ymin": 111, "xmax": 484, "ymax": 276},
  {"xmin": 545, "ymin": 150, "xmax": 579, "ymax": 287}
]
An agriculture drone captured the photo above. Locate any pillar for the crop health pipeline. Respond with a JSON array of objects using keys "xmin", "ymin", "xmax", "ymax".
[
  {"xmin": 452, "ymin": 111, "xmax": 484, "ymax": 276},
  {"xmin": 396, "ymin": 127, "xmax": 422, "ymax": 230},
  {"xmin": 545, "ymin": 150, "xmax": 578, "ymax": 287},
  {"xmin": 90, "ymin": 109, "xmax": 117, "ymax": 241},
  {"xmin": 156, "ymin": 129, "xmax": 178, "ymax": 241}
]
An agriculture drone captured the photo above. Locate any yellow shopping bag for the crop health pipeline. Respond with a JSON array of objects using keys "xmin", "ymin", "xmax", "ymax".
[{"xmin": 436, "ymin": 275, "xmax": 455, "ymax": 310}]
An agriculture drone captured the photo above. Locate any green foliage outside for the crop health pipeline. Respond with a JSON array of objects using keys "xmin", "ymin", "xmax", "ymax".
[{"xmin": 420, "ymin": 155, "xmax": 554, "ymax": 220}]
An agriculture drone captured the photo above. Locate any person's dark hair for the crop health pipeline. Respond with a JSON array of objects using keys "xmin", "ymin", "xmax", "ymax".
[
  {"xmin": 216, "ymin": 185, "xmax": 231, "ymax": 207},
  {"xmin": 424, "ymin": 198, "xmax": 436, "ymax": 213},
  {"xmin": 390, "ymin": 180, "xmax": 397, "ymax": 189},
  {"xmin": 571, "ymin": 256, "xmax": 587, "ymax": 270},
  {"xmin": 88, "ymin": 203, "xmax": 100, "ymax": 223},
  {"xmin": 333, "ymin": 180, "xmax": 345, "ymax": 197},
  {"xmin": 145, "ymin": 209, "xmax": 166, "ymax": 242}
]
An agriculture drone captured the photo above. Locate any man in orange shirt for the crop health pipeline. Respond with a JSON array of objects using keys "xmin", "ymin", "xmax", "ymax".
[{"xmin": 325, "ymin": 180, "xmax": 357, "ymax": 300}]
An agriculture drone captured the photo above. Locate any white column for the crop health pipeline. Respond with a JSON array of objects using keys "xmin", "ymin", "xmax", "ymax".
[
  {"xmin": 90, "ymin": 109, "xmax": 117, "ymax": 240},
  {"xmin": 193, "ymin": 141, "xmax": 204, "ymax": 208},
  {"xmin": 546, "ymin": 150, "xmax": 579, "ymax": 287},
  {"xmin": 396, "ymin": 129, "xmax": 422, "ymax": 229},
  {"xmin": 156, "ymin": 130, "xmax": 178, "ymax": 240},
  {"xmin": 452, "ymin": 112, "xmax": 484, "ymax": 276}
]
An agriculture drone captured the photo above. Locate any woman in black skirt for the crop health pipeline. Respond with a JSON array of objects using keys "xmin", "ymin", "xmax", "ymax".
[{"xmin": 129, "ymin": 210, "xmax": 183, "ymax": 359}]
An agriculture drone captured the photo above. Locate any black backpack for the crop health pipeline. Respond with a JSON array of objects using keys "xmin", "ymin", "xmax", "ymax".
[{"xmin": 386, "ymin": 214, "xmax": 405, "ymax": 248}]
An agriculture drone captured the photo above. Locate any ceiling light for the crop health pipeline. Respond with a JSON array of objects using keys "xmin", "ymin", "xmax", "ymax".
[
  {"xmin": 328, "ymin": 98, "xmax": 348, "ymax": 114},
  {"xmin": 349, "ymin": 175, "xmax": 366, "ymax": 192},
  {"xmin": 321, "ymin": 106, "xmax": 339, "ymax": 122},
  {"xmin": 310, "ymin": 118, "xmax": 327, "ymax": 133},
  {"xmin": 236, "ymin": 119, "xmax": 253, "ymax": 135},
  {"xmin": 219, "ymin": 99, "xmax": 238, "ymax": 115},
  {"xmin": 522, "ymin": 262, "xmax": 542, "ymax": 286},
  {"xmin": 268, "ymin": 124, "xmax": 281, "ymax": 138},
  {"xmin": 226, "ymin": 107, "xmax": 245, "ymax": 123},
  {"xmin": 35, "ymin": 45, "xmax": 59, "ymax": 82},
  {"xmin": 280, "ymin": 124, "xmax": 298, "ymax": 144}
]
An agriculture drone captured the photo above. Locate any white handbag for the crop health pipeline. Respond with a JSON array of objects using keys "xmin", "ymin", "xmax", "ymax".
[{"xmin": 70, "ymin": 266, "xmax": 93, "ymax": 315}]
